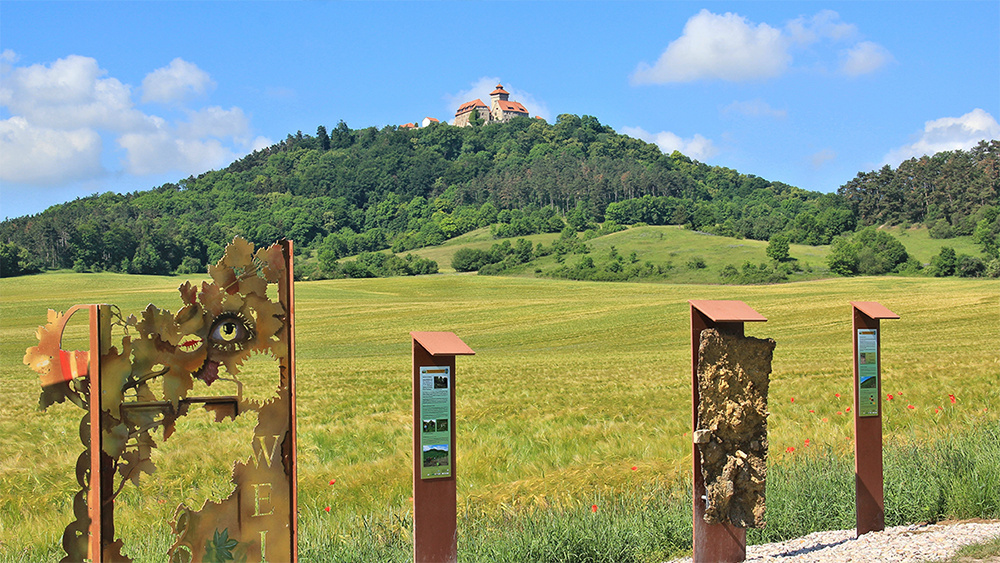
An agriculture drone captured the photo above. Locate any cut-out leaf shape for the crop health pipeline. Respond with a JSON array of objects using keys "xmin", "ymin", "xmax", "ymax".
[
  {"xmin": 119, "ymin": 448, "xmax": 156, "ymax": 486},
  {"xmin": 137, "ymin": 304, "xmax": 181, "ymax": 346},
  {"xmin": 103, "ymin": 422, "xmax": 128, "ymax": 458},
  {"xmin": 221, "ymin": 237, "xmax": 255, "ymax": 273},
  {"xmin": 204, "ymin": 528, "xmax": 239, "ymax": 563},
  {"xmin": 208, "ymin": 262, "xmax": 238, "ymax": 295},
  {"xmin": 256, "ymin": 243, "xmax": 285, "ymax": 283},
  {"xmin": 198, "ymin": 281, "xmax": 225, "ymax": 317},
  {"xmin": 101, "ymin": 340, "xmax": 133, "ymax": 418}
]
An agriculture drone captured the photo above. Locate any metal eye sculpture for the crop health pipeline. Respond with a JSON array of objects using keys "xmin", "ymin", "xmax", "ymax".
[{"xmin": 25, "ymin": 237, "xmax": 298, "ymax": 563}]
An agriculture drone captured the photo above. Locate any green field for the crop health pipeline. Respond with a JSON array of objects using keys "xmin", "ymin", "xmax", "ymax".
[
  {"xmin": 879, "ymin": 225, "xmax": 982, "ymax": 264},
  {"xmin": 341, "ymin": 224, "xmax": 835, "ymax": 283},
  {"xmin": 1, "ymin": 271, "xmax": 997, "ymax": 561},
  {"xmin": 331, "ymin": 224, "xmax": 982, "ymax": 284}
]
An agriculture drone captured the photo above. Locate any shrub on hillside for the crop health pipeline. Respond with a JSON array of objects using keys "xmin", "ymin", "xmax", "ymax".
[{"xmin": 827, "ymin": 227, "xmax": 908, "ymax": 276}]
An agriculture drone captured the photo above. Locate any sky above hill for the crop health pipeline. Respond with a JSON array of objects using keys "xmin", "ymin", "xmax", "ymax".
[{"xmin": 2, "ymin": 1, "xmax": 998, "ymax": 220}]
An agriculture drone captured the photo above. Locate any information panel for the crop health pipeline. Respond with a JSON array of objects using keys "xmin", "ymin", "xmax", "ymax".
[
  {"xmin": 857, "ymin": 329, "xmax": 879, "ymax": 417},
  {"xmin": 419, "ymin": 366, "xmax": 452, "ymax": 479}
]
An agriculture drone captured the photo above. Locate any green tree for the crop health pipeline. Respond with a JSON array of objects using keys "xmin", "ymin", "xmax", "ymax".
[
  {"xmin": 827, "ymin": 237, "xmax": 859, "ymax": 276},
  {"xmin": 468, "ymin": 108, "xmax": 484, "ymax": 127},
  {"xmin": 451, "ymin": 248, "xmax": 489, "ymax": 272},
  {"xmin": 766, "ymin": 233, "xmax": 791, "ymax": 261},
  {"xmin": 1, "ymin": 242, "xmax": 28, "ymax": 277},
  {"xmin": 930, "ymin": 247, "xmax": 957, "ymax": 277},
  {"xmin": 317, "ymin": 125, "xmax": 330, "ymax": 151}
]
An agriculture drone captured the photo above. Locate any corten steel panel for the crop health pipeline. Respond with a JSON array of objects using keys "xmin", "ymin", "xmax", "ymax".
[
  {"xmin": 850, "ymin": 301, "xmax": 900, "ymax": 321},
  {"xmin": 86, "ymin": 305, "xmax": 105, "ymax": 562},
  {"xmin": 411, "ymin": 332, "xmax": 476, "ymax": 356},
  {"xmin": 30, "ymin": 238, "xmax": 297, "ymax": 561},
  {"xmin": 690, "ymin": 300, "xmax": 767, "ymax": 563},
  {"xmin": 412, "ymin": 341, "xmax": 459, "ymax": 563},
  {"xmin": 280, "ymin": 239, "xmax": 299, "ymax": 562},
  {"xmin": 689, "ymin": 300, "xmax": 768, "ymax": 323},
  {"xmin": 852, "ymin": 303, "xmax": 897, "ymax": 536}
]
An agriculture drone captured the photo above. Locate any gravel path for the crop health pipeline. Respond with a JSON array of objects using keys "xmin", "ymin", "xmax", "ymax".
[{"xmin": 667, "ymin": 520, "xmax": 1000, "ymax": 562}]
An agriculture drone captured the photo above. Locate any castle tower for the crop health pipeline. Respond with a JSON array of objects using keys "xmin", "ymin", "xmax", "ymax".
[{"xmin": 490, "ymin": 84, "xmax": 510, "ymax": 105}]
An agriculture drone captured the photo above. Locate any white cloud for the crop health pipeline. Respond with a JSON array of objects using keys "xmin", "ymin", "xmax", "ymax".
[
  {"xmin": 118, "ymin": 130, "xmax": 236, "ymax": 176},
  {"xmin": 177, "ymin": 106, "xmax": 250, "ymax": 139},
  {"xmin": 840, "ymin": 41, "xmax": 896, "ymax": 76},
  {"xmin": 0, "ymin": 49, "xmax": 18, "ymax": 74},
  {"xmin": 0, "ymin": 117, "xmax": 104, "ymax": 185},
  {"xmin": 1, "ymin": 52, "xmax": 264, "ymax": 187},
  {"xmin": 787, "ymin": 9, "xmax": 856, "ymax": 46},
  {"xmin": 120, "ymin": 106, "xmax": 255, "ymax": 175},
  {"xmin": 810, "ymin": 148, "xmax": 837, "ymax": 169},
  {"xmin": 883, "ymin": 109, "xmax": 1000, "ymax": 166},
  {"xmin": 141, "ymin": 58, "xmax": 215, "ymax": 104},
  {"xmin": 444, "ymin": 77, "xmax": 551, "ymax": 122},
  {"xmin": 631, "ymin": 9, "xmax": 892, "ymax": 84},
  {"xmin": 631, "ymin": 10, "xmax": 790, "ymax": 84},
  {"xmin": 0, "ymin": 54, "xmax": 151, "ymax": 131},
  {"xmin": 251, "ymin": 136, "xmax": 275, "ymax": 152},
  {"xmin": 619, "ymin": 125, "xmax": 719, "ymax": 161},
  {"xmin": 721, "ymin": 99, "xmax": 787, "ymax": 119}
]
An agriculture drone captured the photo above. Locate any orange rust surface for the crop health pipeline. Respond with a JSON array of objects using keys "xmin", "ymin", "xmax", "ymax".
[
  {"xmin": 410, "ymin": 332, "xmax": 475, "ymax": 357},
  {"xmin": 689, "ymin": 300, "xmax": 767, "ymax": 323},
  {"xmin": 851, "ymin": 301, "xmax": 899, "ymax": 320}
]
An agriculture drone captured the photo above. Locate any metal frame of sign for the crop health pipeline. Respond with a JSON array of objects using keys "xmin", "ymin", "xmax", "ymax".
[{"xmin": 851, "ymin": 301, "xmax": 899, "ymax": 537}]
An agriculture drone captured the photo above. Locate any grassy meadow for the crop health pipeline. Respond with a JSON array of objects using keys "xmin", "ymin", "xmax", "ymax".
[{"xmin": 1, "ymin": 271, "xmax": 997, "ymax": 561}]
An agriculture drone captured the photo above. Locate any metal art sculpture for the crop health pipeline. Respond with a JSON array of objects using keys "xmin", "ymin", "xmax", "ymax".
[{"xmin": 24, "ymin": 237, "xmax": 297, "ymax": 563}]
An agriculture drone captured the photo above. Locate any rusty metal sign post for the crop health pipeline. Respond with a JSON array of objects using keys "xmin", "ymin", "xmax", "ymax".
[
  {"xmin": 689, "ymin": 300, "xmax": 768, "ymax": 563},
  {"xmin": 851, "ymin": 301, "xmax": 899, "ymax": 537},
  {"xmin": 411, "ymin": 332, "xmax": 474, "ymax": 563},
  {"xmin": 25, "ymin": 237, "xmax": 298, "ymax": 563}
]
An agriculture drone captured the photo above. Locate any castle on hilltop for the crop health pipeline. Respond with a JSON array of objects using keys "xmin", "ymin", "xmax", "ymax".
[{"xmin": 454, "ymin": 84, "xmax": 529, "ymax": 127}]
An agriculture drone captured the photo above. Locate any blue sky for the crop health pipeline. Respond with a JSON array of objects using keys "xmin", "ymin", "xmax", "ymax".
[{"xmin": 2, "ymin": 1, "xmax": 998, "ymax": 220}]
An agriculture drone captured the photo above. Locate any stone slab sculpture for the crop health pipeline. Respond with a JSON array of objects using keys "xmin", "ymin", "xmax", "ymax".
[{"xmin": 694, "ymin": 328, "xmax": 775, "ymax": 528}]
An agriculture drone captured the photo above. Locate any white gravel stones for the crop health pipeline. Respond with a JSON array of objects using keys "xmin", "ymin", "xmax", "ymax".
[{"xmin": 667, "ymin": 520, "xmax": 1000, "ymax": 562}]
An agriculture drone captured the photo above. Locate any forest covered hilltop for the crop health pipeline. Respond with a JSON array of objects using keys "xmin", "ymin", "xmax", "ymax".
[{"xmin": 1, "ymin": 115, "xmax": 998, "ymax": 279}]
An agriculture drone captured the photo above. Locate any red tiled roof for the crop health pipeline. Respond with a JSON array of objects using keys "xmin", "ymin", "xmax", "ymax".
[
  {"xmin": 491, "ymin": 84, "xmax": 509, "ymax": 95},
  {"xmin": 424, "ymin": 117, "xmax": 440, "ymax": 122},
  {"xmin": 456, "ymin": 98, "xmax": 488, "ymax": 114},
  {"xmin": 497, "ymin": 100, "xmax": 528, "ymax": 114},
  {"xmin": 399, "ymin": 123, "xmax": 416, "ymax": 129}
]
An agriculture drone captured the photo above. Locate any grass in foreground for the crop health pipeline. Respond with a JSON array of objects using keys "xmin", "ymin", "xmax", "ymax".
[
  {"xmin": 947, "ymin": 536, "xmax": 1000, "ymax": 562},
  {"xmin": 1, "ymin": 272, "xmax": 997, "ymax": 561}
]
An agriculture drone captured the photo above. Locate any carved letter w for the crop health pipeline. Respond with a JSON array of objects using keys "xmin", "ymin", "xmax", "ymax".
[{"xmin": 251, "ymin": 435, "xmax": 282, "ymax": 469}]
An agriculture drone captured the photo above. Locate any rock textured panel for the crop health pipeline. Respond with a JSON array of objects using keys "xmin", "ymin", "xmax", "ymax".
[{"xmin": 696, "ymin": 328, "xmax": 775, "ymax": 528}]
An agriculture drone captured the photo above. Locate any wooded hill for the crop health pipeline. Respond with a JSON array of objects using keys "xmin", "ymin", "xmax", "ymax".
[{"xmin": 1, "ymin": 114, "xmax": 997, "ymax": 278}]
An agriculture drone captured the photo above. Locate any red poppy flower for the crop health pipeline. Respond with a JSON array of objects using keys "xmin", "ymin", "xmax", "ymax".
[
  {"xmin": 846, "ymin": 407, "xmax": 851, "ymax": 413},
  {"xmin": 934, "ymin": 407, "xmax": 940, "ymax": 414},
  {"xmin": 897, "ymin": 391, "xmax": 903, "ymax": 396},
  {"xmin": 836, "ymin": 411, "xmax": 843, "ymax": 415},
  {"xmin": 325, "ymin": 506, "xmax": 331, "ymax": 512},
  {"xmin": 804, "ymin": 439, "xmax": 810, "ymax": 446},
  {"xmin": 809, "ymin": 409, "xmax": 815, "ymax": 413},
  {"xmin": 907, "ymin": 404, "xmax": 915, "ymax": 409},
  {"xmin": 822, "ymin": 418, "xmax": 829, "ymax": 422},
  {"xmin": 786, "ymin": 446, "xmax": 795, "ymax": 453},
  {"xmin": 631, "ymin": 466, "xmax": 637, "ymax": 471},
  {"xmin": 591, "ymin": 504, "xmax": 598, "ymax": 513},
  {"xmin": 887, "ymin": 394, "xmax": 894, "ymax": 400},
  {"xmin": 329, "ymin": 479, "xmax": 336, "ymax": 485},
  {"xmin": 835, "ymin": 393, "xmax": 841, "ymax": 398},
  {"xmin": 791, "ymin": 397, "xmax": 795, "ymax": 403},
  {"xmin": 949, "ymin": 394, "xmax": 956, "ymax": 404}
]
